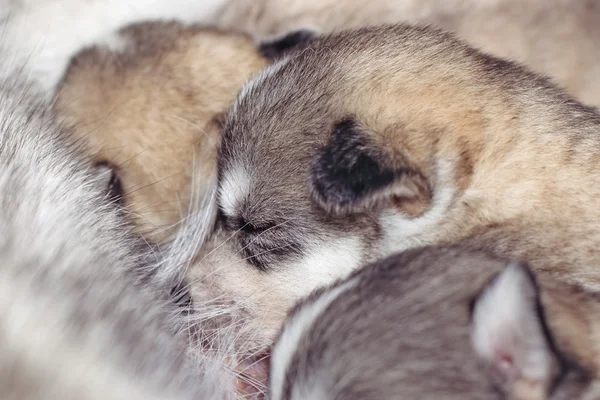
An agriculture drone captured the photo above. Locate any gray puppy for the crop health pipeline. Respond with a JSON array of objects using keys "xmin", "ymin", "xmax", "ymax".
[
  {"xmin": 0, "ymin": 69, "xmax": 236, "ymax": 398},
  {"xmin": 270, "ymin": 247, "xmax": 600, "ymax": 400}
]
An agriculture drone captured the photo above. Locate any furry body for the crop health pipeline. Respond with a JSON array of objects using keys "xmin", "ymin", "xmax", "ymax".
[
  {"xmin": 215, "ymin": 0, "xmax": 600, "ymax": 108},
  {"xmin": 0, "ymin": 0, "xmax": 228, "ymax": 94},
  {"xmin": 0, "ymin": 66, "xmax": 235, "ymax": 398},
  {"xmin": 190, "ymin": 25, "xmax": 600, "ymax": 353},
  {"xmin": 55, "ymin": 22, "xmax": 267, "ymax": 242},
  {"xmin": 270, "ymin": 246, "xmax": 600, "ymax": 399}
]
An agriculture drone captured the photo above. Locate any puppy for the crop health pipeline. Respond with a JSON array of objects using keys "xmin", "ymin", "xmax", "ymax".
[
  {"xmin": 270, "ymin": 246, "xmax": 600, "ymax": 399},
  {"xmin": 189, "ymin": 25, "xmax": 600, "ymax": 353},
  {"xmin": 54, "ymin": 23, "xmax": 271, "ymax": 395},
  {"xmin": 55, "ymin": 21, "xmax": 268, "ymax": 243},
  {"xmin": 0, "ymin": 68, "xmax": 237, "ymax": 399},
  {"xmin": 215, "ymin": 0, "xmax": 600, "ymax": 108}
]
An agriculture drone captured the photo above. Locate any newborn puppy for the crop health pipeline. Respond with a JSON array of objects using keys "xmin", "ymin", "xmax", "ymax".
[
  {"xmin": 0, "ymin": 67, "xmax": 236, "ymax": 399},
  {"xmin": 55, "ymin": 21, "xmax": 268, "ymax": 243},
  {"xmin": 270, "ymin": 246, "xmax": 600, "ymax": 400},
  {"xmin": 215, "ymin": 0, "xmax": 600, "ymax": 108},
  {"xmin": 54, "ymin": 23, "xmax": 271, "ymax": 396},
  {"xmin": 189, "ymin": 25, "xmax": 600, "ymax": 353}
]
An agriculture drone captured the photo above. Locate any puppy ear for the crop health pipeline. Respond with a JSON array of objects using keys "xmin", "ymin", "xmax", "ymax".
[
  {"xmin": 258, "ymin": 30, "xmax": 318, "ymax": 60},
  {"xmin": 310, "ymin": 118, "xmax": 431, "ymax": 216},
  {"xmin": 471, "ymin": 262, "xmax": 562, "ymax": 400}
]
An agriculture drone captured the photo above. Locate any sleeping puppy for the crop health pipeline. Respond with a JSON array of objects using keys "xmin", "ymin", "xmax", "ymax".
[
  {"xmin": 54, "ymin": 23, "xmax": 271, "ymax": 396},
  {"xmin": 0, "ymin": 63, "xmax": 238, "ymax": 400},
  {"xmin": 270, "ymin": 246, "xmax": 600, "ymax": 400},
  {"xmin": 188, "ymin": 25, "xmax": 600, "ymax": 353},
  {"xmin": 215, "ymin": 0, "xmax": 600, "ymax": 108},
  {"xmin": 55, "ymin": 21, "xmax": 267, "ymax": 243}
]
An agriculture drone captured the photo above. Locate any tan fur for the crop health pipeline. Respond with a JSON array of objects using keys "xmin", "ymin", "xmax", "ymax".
[
  {"xmin": 539, "ymin": 276, "xmax": 600, "ymax": 376},
  {"xmin": 54, "ymin": 22, "xmax": 267, "ymax": 242},
  {"xmin": 188, "ymin": 25, "xmax": 600, "ymax": 355},
  {"xmin": 214, "ymin": 0, "xmax": 600, "ymax": 108}
]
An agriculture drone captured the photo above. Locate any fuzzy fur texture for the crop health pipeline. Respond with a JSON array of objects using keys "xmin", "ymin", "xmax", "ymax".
[
  {"xmin": 8, "ymin": 2, "xmax": 600, "ymax": 399},
  {"xmin": 215, "ymin": 0, "xmax": 600, "ymax": 108},
  {"xmin": 54, "ymin": 22, "xmax": 267, "ymax": 244},
  {"xmin": 0, "ymin": 64, "xmax": 239, "ymax": 398},
  {"xmin": 0, "ymin": 0, "xmax": 228, "ymax": 94},
  {"xmin": 191, "ymin": 24, "xmax": 600, "ymax": 355},
  {"xmin": 270, "ymin": 246, "xmax": 600, "ymax": 399}
]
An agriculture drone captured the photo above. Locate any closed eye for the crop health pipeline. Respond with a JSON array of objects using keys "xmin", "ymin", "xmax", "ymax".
[{"xmin": 238, "ymin": 218, "xmax": 277, "ymax": 235}]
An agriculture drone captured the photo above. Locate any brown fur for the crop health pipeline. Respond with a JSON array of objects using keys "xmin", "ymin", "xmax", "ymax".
[
  {"xmin": 54, "ymin": 22, "xmax": 267, "ymax": 242},
  {"xmin": 189, "ymin": 25, "xmax": 600, "ymax": 354},
  {"xmin": 214, "ymin": 0, "xmax": 600, "ymax": 108}
]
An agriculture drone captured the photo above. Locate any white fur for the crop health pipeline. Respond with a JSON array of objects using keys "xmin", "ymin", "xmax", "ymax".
[
  {"xmin": 218, "ymin": 166, "xmax": 251, "ymax": 218},
  {"xmin": 0, "ymin": 0, "xmax": 229, "ymax": 94},
  {"xmin": 269, "ymin": 275, "xmax": 359, "ymax": 400},
  {"xmin": 98, "ymin": 31, "xmax": 131, "ymax": 53},
  {"xmin": 379, "ymin": 159, "xmax": 456, "ymax": 255},
  {"xmin": 0, "ymin": 55, "xmax": 236, "ymax": 400},
  {"xmin": 279, "ymin": 236, "xmax": 363, "ymax": 300}
]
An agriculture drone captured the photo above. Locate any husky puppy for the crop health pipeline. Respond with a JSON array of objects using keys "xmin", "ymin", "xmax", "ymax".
[
  {"xmin": 55, "ymin": 21, "xmax": 267, "ymax": 243},
  {"xmin": 0, "ymin": 63, "xmax": 241, "ymax": 397},
  {"xmin": 215, "ymin": 0, "xmax": 600, "ymax": 108},
  {"xmin": 0, "ymin": 0, "xmax": 228, "ymax": 94},
  {"xmin": 270, "ymin": 246, "xmax": 600, "ymax": 400},
  {"xmin": 189, "ymin": 25, "xmax": 600, "ymax": 353}
]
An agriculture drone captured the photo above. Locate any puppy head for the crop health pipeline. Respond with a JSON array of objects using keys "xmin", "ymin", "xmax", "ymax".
[
  {"xmin": 55, "ymin": 22, "xmax": 268, "ymax": 243},
  {"xmin": 190, "ymin": 25, "xmax": 520, "ymax": 348},
  {"xmin": 269, "ymin": 247, "xmax": 598, "ymax": 400}
]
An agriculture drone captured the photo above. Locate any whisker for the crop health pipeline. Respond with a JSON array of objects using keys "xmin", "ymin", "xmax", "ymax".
[
  {"xmin": 163, "ymin": 113, "xmax": 218, "ymax": 147},
  {"xmin": 175, "ymin": 243, "xmax": 294, "ymax": 300}
]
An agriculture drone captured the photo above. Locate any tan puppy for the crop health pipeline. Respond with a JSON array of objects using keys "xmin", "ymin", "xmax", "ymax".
[
  {"xmin": 188, "ymin": 25, "xmax": 600, "ymax": 354},
  {"xmin": 214, "ymin": 0, "xmax": 600, "ymax": 108},
  {"xmin": 271, "ymin": 246, "xmax": 600, "ymax": 399},
  {"xmin": 55, "ymin": 21, "xmax": 267, "ymax": 242}
]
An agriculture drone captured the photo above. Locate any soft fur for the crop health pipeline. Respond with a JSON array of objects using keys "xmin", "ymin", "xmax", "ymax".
[
  {"xmin": 270, "ymin": 246, "xmax": 600, "ymax": 399},
  {"xmin": 0, "ymin": 0, "xmax": 228, "ymax": 94},
  {"xmin": 0, "ymin": 55, "xmax": 241, "ymax": 398},
  {"xmin": 214, "ymin": 0, "xmax": 600, "ymax": 108},
  {"xmin": 55, "ymin": 21, "xmax": 267, "ymax": 243},
  {"xmin": 189, "ymin": 25, "xmax": 600, "ymax": 354}
]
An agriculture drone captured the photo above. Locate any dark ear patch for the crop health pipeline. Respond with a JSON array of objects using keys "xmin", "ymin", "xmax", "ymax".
[
  {"xmin": 258, "ymin": 30, "xmax": 317, "ymax": 60},
  {"xmin": 310, "ymin": 118, "xmax": 431, "ymax": 216}
]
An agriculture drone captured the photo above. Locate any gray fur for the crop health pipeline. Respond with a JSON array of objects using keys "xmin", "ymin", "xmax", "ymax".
[
  {"xmin": 270, "ymin": 247, "xmax": 595, "ymax": 399},
  {"xmin": 0, "ymin": 69, "xmax": 233, "ymax": 398}
]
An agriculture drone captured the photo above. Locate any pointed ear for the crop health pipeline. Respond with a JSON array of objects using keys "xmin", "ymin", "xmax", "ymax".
[
  {"xmin": 258, "ymin": 30, "xmax": 318, "ymax": 60},
  {"xmin": 471, "ymin": 262, "xmax": 562, "ymax": 399},
  {"xmin": 310, "ymin": 118, "xmax": 431, "ymax": 216}
]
